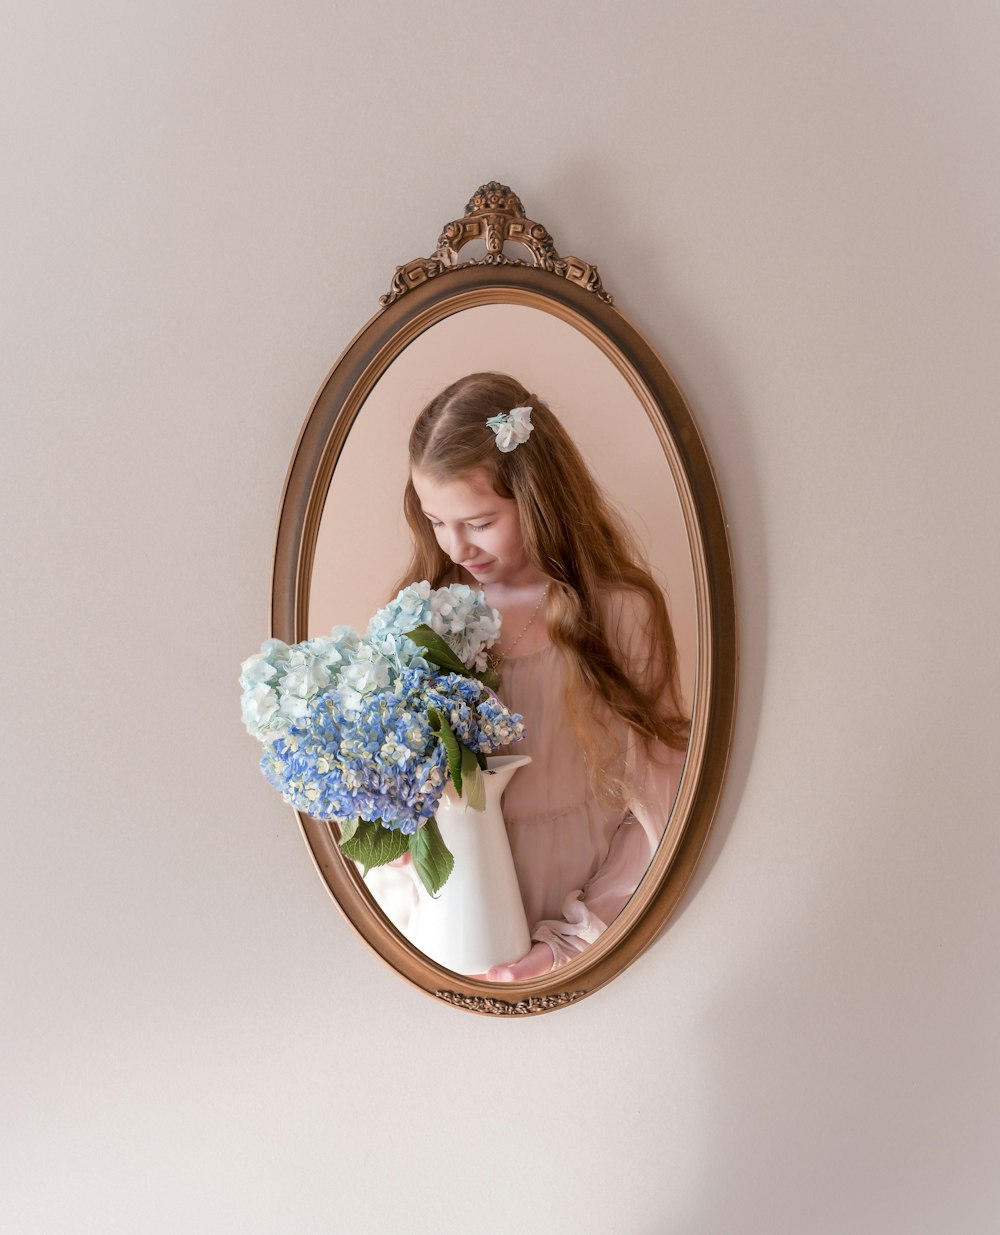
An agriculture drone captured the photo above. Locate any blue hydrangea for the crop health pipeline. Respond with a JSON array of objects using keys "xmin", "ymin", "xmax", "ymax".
[
  {"xmin": 259, "ymin": 666, "xmax": 524, "ymax": 834},
  {"xmin": 243, "ymin": 584, "xmax": 526, "ymax": 834}
]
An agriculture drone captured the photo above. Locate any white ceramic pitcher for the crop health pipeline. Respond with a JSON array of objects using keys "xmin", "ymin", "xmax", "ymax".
[{"xmin": 407, "ymin": 754, "xmax": 532, "ymax": 975}]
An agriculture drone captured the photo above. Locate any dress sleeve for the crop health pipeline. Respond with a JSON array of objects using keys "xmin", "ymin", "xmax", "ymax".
[
  {"xmin": 529, "ymin": 741, "xmax": 684, "ymax": 966},
  {"xmin": 530, "ymin": 589, "xmax": 686, "ymax": 968}
]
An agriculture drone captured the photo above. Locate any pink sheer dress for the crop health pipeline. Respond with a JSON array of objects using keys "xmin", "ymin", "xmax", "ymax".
[{"xmin": 497, "ymin": 591, "xmax": 686, "ymax": 968}]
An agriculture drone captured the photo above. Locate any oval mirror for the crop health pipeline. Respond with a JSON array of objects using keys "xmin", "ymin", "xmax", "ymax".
[{"xmin": 271, "ymin": 183, "xmax": 736, "ymax": 1015}]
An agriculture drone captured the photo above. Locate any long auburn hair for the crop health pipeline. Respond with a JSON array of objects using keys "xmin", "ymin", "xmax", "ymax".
[{"xmin": 393, "ymin": 372, "xmax": 690, "ymax": 802}]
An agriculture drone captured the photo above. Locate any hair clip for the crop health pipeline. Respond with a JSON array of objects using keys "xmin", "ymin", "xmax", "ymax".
[{"xmin": 485, "ymin": 406, "xmax": 534, "ymax": 453}]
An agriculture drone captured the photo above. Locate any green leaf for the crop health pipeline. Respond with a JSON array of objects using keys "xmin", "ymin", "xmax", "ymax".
[
  {"xmin": 427, "ymin": 705, "xmax": 463, "ymax": 796},
  {"xmin": 338, "ymin": 819, "xmax": 409, "ymax": 874},
  {"xmin": 405, "ymin": 623, "xmax": 499, "ymax": 691},
  {"xmin": 338, "ymin": 817, "xmax": 360, "ymax": 844},
  {"xmin": 404, "ymin": 625, "xmax": 469, "ymax": 675},
  {"xmin": 461, "ymin": 745, "xmax": 485, "ymax": 812},
  {"xmin": 408, "ymin": 818, "xmax": 455, "ymax": 897}
]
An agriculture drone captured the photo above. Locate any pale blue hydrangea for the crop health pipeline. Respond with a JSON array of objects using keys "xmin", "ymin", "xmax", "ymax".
[
  {"xmin": 239, "ymin": 626, "xmax": 368, "ymax": 740},
  {"xmin": 366, "ymin": 581, "xmax": 502, "ymax": 672}
]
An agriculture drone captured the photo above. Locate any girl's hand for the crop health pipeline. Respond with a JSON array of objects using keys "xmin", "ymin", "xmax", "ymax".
[{"xmin": 485, "ymin": 941, "xmax": 555, "ymax": 983}]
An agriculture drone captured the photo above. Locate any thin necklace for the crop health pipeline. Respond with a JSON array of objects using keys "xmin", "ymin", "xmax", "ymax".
[{"xmin": 492, "ymin": 585, "xmax": 549, "ymax": 669}]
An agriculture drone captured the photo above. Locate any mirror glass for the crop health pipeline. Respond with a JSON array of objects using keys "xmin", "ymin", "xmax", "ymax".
[{"xmin": 308, "ymin": 302, "xmax": 698, "ymax": 973}]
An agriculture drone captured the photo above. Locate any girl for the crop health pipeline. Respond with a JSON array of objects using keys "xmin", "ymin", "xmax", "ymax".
[{"xmin": 393, "ymin": 372, "xmax": 690, "ymax": 982}]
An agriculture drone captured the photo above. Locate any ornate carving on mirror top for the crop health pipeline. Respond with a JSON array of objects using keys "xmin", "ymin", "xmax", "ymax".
[
  {"xmin": 434, "ymin": 989, "xmax": 587, "ymax": 1016},
  {"xmin": 380, "ymin": 181, "xmax": 613, "ymax": 307}
]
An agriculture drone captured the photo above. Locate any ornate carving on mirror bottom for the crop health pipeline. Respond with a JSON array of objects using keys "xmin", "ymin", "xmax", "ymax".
[
  {"xmin": 380, "ymin": 181, "xmax": 612, "ymax": 307},
  {"xmin": 435, "ymin": 989, "xmax": 586, "ymax": 1015}
]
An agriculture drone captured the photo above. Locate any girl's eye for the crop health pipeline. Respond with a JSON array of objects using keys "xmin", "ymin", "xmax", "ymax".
[{"xmin": 426, "ymin": 519, "xmax": 490, "ymax": 532}]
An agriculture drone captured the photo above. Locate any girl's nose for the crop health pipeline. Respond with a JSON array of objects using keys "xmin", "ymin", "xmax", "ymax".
[{"xmin": 450, "ymin": 529, "xmax": 472, "ymax": 560}]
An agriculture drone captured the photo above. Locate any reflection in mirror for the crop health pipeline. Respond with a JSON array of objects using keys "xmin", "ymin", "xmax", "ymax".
[
  {"xmin": 310, "ymin": 305, "xmax": 696, "ymax": 697},
  {"xmin": 309, "ymin": 305, "xmax": 698, "ymax": 982}
]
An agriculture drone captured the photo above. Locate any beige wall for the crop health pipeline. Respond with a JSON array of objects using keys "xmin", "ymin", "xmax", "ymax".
[{"xmin": 4, "ymin": 2, "xmax": 999, "ymax": 1232}]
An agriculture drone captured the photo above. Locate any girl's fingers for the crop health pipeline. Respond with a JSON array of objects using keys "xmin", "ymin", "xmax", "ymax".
[{"xmin": 486, "ymin": 942, "xmax": 554, "ymax": 982}]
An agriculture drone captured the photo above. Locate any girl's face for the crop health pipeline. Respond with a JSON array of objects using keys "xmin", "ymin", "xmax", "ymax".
[{"xmin": 411, "ymin": 468, "xmax": 538, "ymax": 589}]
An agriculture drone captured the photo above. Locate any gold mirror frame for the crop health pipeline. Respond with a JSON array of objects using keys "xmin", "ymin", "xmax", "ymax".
[{"xmin": 271, "ymin": 183, "xmax": 737, "ymax": 1016}]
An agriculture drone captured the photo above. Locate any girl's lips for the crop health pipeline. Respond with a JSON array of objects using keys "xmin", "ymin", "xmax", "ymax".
[{"xmin": 464, "ymin": 560, "xmax": 492, "ymax": 572}]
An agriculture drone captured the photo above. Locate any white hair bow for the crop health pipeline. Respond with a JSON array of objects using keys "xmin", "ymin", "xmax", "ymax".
[{"xmin": 485, "ymin": 406, "xmax": 534, "ymax": 453}]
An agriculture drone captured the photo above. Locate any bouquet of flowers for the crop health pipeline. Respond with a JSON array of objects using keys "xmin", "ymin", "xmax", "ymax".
[{"xmin": 240, "ymin": 583, "xmax": 525, "ymax": 896}]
